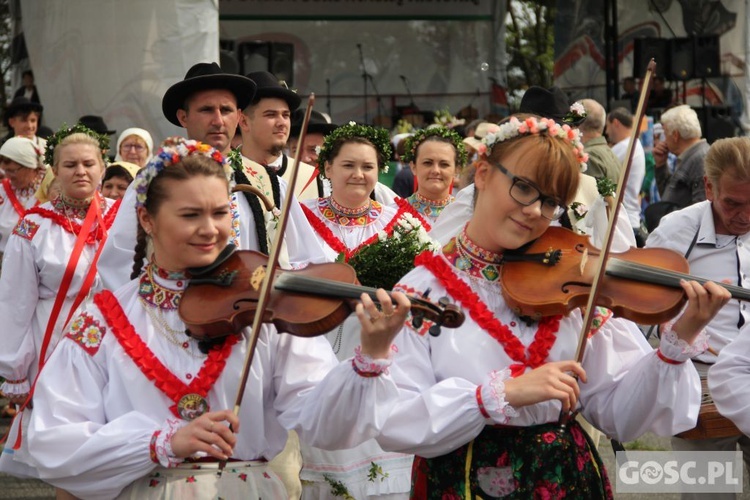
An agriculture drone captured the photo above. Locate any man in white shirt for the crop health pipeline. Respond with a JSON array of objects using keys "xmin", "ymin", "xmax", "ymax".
[
  {"xmin": 648, "ymin": 137, "xmax": 750, "ymax": 499},
  {"xmin": 606, "ymin": 106, "xmax": 646, "ymax": 245}
]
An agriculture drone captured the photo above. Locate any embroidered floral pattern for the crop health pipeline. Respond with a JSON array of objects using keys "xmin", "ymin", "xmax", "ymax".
[
  {"xmin": 301, "ymin": 201, "xmax": 410, "ymax": 261},
  {"xmin": 139, "ymin": 265, "xmax": 182, "ymax": 310},
  {"xmin": 12, "ymin": 218, "xmax": 40, "ymax": 241},
  {"xmin": 404, "ymin": 192, "xmax": 453, "ymax": 224},
  {"xmin": 588, "ymin": 307, "xmax": 613, "ymax": 338},
  {"xmin": 229, "ymin": 192, "xmax": 241, "ymax": 247},
  {"xmin": 65, "ymin": 312, "xmax": 106, "ymax": 355},
  {"xmin": 659, "ymin": 317, "xmax": 709, "ymax": 361},
  {"xmin": 480, "ymin": 368, "xmax": 518, "ymax": 424},
  {"xmin": 317, "ymin": 197, "xmax": 382, "ymax": 227},
  {"xmin": 26, "ymin": 195, "xmax": 119, "ymax": 244}
]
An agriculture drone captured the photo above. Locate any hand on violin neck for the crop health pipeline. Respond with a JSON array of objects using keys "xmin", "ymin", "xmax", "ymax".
[
  {"xmin": 356, "ymin": 289, "xmax": 411, "ymax": 359},
  {"xmin": 503, "ymin": 361, "xmax": 586, "ymax": 413},
  {"xmin": 670, "ymin": 279, "xmax": 731, "ymax": 344}
]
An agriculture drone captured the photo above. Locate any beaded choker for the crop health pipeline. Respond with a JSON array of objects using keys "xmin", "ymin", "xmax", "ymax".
[
  {"xmin": 138, "ymin": 264, "xmax": 185, "ymax": 310},
  {"xmin": 444, "ymin": 224, "xmax": 503, "ymax": 282},
  {"xmin": 407, "ymin": 192, "xmax": 454, "ymax": 222},
  {"xmin": 51, "ymin": 193, "xmax": 99, "ymax": 219},
  {"xmin": 413, "ymin": 191, "xmax": 453, "ymax": 207},
  {"xmin": 329, "ymin": 196, "xmax": 371, "ymax": 218}
]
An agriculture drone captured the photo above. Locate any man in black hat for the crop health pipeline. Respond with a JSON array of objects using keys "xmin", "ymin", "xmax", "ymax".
[
  {"xmin": 238, "ymin": 71, "xmax": 323, "ymax": 200},
  {"xmin": 99, "ymin": 63, "xmax": 325, "ymax": 293},
  {"xmin": 2, "ymin": 96, "xmax": 45, "ymax": 149},
  {"xmin": 287, "ymin": 109, "xmax": 336, "ymax": 166}
]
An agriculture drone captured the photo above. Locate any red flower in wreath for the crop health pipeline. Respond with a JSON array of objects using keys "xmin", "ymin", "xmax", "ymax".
[{"xmin": 541, "ymin": 431, "xmax": 557, "ymax": 444}]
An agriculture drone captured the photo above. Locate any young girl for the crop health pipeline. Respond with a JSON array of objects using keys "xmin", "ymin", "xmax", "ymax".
[
  {"xmin": 27, "ymin": 138, "xmax": 408, "ymax": 499},
  {"xmin": 299, "ymin": 122, "xmax": 421, "ymax": 499},
  {"xmin": 374, "ymin": 115, "xmax": 729, "ymax": 498},
  {"xmin": 0, "ymin": 125, "xmax": 119, "ymax": 479},
  {"xmin": 396, "ymin": 126, "xmax": 467, "ymax": 227}
]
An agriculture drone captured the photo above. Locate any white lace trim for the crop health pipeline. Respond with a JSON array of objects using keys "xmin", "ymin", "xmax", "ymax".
[
  {"xmin": 0, "ymin": 379, "xmax": 30, "ymax": 396},
  {"xmin": 352, "ymin": 345, "xmax": 395, "ymax": 376},
  {"xmin": 155, "ymin": 418, "xmax": 186, "ymax": 468},
  {"xmin": 480, "ymin": 368, "xmax": 518, "ymax": 424},
  {"xmin": 659, "ymin": 318, "xmax": 709, "ymax": 362}
]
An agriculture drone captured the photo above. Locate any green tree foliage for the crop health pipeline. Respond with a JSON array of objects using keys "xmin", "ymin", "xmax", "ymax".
[{"xmin": 505, "ymin": 0, "xmax": 556, "ymax": 93}]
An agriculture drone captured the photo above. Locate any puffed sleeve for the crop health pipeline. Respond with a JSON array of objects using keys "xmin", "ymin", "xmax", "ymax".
[
  {"xmin": 0, "ymin": 228, "xmax": 41, "ymax": 387},
  {"xmin": 97, "ymin": 183, "xmax": 138, "ymax": 290},
  {"xmin": 708, "ymin": 327, "xmax": 750, "ymax": 435},
  {"xmin": 28, "ymin": 305, "xmax": 162, "ymax": 500},
  {"xmin": 579, "ymin": 314, "xmax": 702, "ymax": 441}
]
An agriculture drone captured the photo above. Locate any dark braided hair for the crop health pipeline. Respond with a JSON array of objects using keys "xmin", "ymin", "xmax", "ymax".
[{"xmin": 131, "ymin": 154, "xmax": 229, "ymax": 277}]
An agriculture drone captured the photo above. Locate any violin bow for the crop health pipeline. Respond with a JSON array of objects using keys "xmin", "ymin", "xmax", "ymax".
[
  {"xmin": 220, "ymin": 94, "xmax": 316, "ymax": 472},
  {"xmin": 561, "ymin": 61, "xmax": 657, "ymax": 423}
]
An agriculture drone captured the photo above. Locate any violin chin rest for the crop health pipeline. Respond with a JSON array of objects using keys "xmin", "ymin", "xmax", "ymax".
[{"xmin": 188, "ymin": 244, "xmax": 237, "ymax": 277}]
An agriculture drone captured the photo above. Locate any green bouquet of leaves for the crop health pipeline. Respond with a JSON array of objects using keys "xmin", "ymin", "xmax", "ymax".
[{"xmin": 345, "ymin": 213, "xmax": 440, "ymax": 290}]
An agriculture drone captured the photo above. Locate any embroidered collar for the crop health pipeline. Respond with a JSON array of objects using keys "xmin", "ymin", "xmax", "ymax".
[
  {"xmin": 442, "ymin": 225, "xmax": 504, "ymax": 282},
  {"xmin": 318, "ymin": 197, "xmax": 382, "ymax": 227},
  {"xmin": 26, "ymin": 195, "xmax": 118, "ymax": 244},
  {"xmin": 301, "ymin": 201, "xmax": 407, "ymax": 260},
  {"xmin": 416, "ymin": 250, "xmax": 561, "ymax": 377},
  {"xmin": 406, "ymin": 192, "xmax": 454, "ymax": 222},
  {"xmin": 138, "ymin": 264, "xmax": 186, "ymax": 310},
  {"xmin": 51, "ymin": 193, "xmax": 101, "ymax": 219}
]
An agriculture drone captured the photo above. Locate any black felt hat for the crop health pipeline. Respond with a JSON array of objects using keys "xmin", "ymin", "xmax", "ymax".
[
  {"xmin": 246, "ymin": 71, "xmax": 301, "ymax": 112},
  {"xmin": 162, "ymin": 62, "xmax": 257, "ymax": 126},
  {"xmin": 519, "ymin": 86, "xmax": 585, "ymax": 126},
  {"xmin": 289, "ymin": 109, "xmax": 337, "ymax": 138},
  {"xmin": 5, "ymin": 96, "xmax": 43, "ymax": 121},
  {"xmin": 78, "ymin": 115, "xmax": 116, "ymax": 135}
]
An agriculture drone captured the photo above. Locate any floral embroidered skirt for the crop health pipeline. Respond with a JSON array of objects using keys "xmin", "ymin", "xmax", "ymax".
[
  {"xmin": 116, "ymin": 460, "xmax": 288, "ymax": 499},
  {"xmin": 411, "ymin": 420, "xmax": 612, "ymax": 499}
]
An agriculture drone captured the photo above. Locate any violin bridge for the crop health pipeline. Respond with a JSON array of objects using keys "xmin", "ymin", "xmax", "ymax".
[
  {"xmin": 580, "ymin": 248, "xmax": 588, "ymax": 276},
  {"xmin": 250, "ymin": 265, "xmax": 266, "ymax": 290}
]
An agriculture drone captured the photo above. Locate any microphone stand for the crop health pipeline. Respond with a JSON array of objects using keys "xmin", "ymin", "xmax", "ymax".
[
  {"xmin": 326, "ymin": 78, "xmax": 332, "ymax": 117},
  {"xmin": 400, "ymin": 75, "xmax": 417, "ymax": 111},
  {"xmin": 357, "ymin": 44, "xmax": 368, "ymax": 123},
  {"xmin": 367, "ymin": 74, "xmax": 387, "ymax": 123}
]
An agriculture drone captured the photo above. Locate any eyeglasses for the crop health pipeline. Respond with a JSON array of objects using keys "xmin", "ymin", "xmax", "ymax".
[
  {"xmin": 488, "ymin": 159, "xmax": 566, "ymax": 220},
  {"xmin": 121, "ymin": 143, "xmax": 146, "ymax": 152}
]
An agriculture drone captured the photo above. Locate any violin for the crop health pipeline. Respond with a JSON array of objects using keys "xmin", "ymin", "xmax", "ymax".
[
  {"xmin": 501, "ymin": 226, "xmax": 750, "ymax": 325},
  {"xmin": 179, "ymin": 246, "xmax": 465, "ymax": 341}
]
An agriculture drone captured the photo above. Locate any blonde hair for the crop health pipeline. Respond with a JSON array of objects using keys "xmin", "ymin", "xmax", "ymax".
[
  {"xmin": 52, "ymin": 132, "xmax": 105, "ymax": 168},
  {"xmin": 704, "ymin": 137, "xmax": 750, "ymax": 185}
]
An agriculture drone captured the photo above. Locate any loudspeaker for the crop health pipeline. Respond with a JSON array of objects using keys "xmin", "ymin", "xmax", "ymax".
[
  {"xmin": 694, "ymin": 36, "xmax": 720, "ymax": 78},
  {"xmin": 669, "ymin": 37, "xmax": 695, "ymax": 80},
  {"xmin": 633, "ymin": 38, "xmax": 667, "ymax": 78},
  {"xmin": 238, "ymin": 41, "xmax": 295, "ymax": 87}
]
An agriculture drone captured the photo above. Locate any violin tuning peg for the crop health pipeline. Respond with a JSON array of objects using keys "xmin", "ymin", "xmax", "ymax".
[
  {"xmin": 411, "ymin": 314, "xmax": 424, "ymax": 329},
  {"xmin": 422, "ymin": 287, "xmax": 432, "ymax": 299},
  {"xmin": 428, "ymin": 324, "xmax": 441, "ymax": 337},
  {"xmin": 438, "ymin": 296, "xmax": 450, "ymax": 307}
]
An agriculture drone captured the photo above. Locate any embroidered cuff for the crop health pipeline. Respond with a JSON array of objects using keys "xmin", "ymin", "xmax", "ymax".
[
  {"xmin": 659, "ymin": 319, "xmax": 709, "ymax": 363},
  {"xmin": 478, "ymin": 368, "xmax": 518, "ymax": 424},
  {"xmin": 352, "ymin": 345, "xmax": 395, "ymax": 377},
  {"xmin": 1, "ymin": 378, "xmax": 30, "ymax": 396},
  {"xmin": 151, "ymin": 419, "xmax": 186, "ymax": 468}
]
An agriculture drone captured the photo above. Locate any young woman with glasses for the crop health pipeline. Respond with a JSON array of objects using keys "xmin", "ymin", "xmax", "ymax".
[{"xmin": 349, "ymin": 114, "xmax": 730, "ymax": 498}]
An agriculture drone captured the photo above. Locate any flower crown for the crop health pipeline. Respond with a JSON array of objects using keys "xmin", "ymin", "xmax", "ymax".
[
  {"xmin": 317, "ymin": 121, "xmax": 393, "ymax": 173},
  {"xmin": 133, "ymin": 137, "xmax": 230, "ymax": 208},
  {"xmin": 44, "ymin": 123, "xmax": 110, "ymax": 166},
  {"xmin": 402, "ymin": 126, "xmax": 469, "ymax": 167},
  {"xmin": 480, "ymin": 116, "xmax": 589, "ymax": 172},
  {"xmin": 563, "ymin": 102, "xmax": 587, "ymax": 125}
]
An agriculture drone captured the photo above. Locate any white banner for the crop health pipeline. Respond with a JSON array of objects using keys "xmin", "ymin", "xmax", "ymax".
[
  {"xmin": 21, "ymin": 0, "xmax": 220, "ymax": 146},
  {"xmin": 219, "ymin": 0, "xmax": 494, "ymax": 19}
]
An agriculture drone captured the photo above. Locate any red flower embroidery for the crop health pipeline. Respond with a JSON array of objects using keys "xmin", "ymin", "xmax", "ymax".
[
  {"xmin": 186, "ymin": 476, "xmax": 196, "ymax": 483},
  {"xmin": 533, "ymin": 480, "xmax": 564, "ymax": 499},
  {"xmin": 239, "ymin": 473, "xmax": 248, "ymax": 482},
  {"xmin": 441, "ymin": 490, "xmax": 462, "ymax": 500},
  {"xmin": 570, "ymin": 425, "xmax": 586, "ymax": 448},
  {"xmin": 576, "ymin": 453, "xmax": 588, "ymax": 471},
  {"xmin": 496, "ymin": 451, "xmax": 510, "ymax": 467},
  {"xmin": 148, "ymin": 479, "xmax": 160, "ymax": 488},
  {"xmin": 65, "ymin": 312, "xmax": 107, "ymax": 355},
  {"xmin": 542, "ymin": 431, "xmax": 557, "ymax": 444}
]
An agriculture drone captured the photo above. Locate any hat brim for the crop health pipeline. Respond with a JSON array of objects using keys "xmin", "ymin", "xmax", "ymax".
[
  {"xmin": 162, "ymin": 74, "xmax": 257, "ymax": 126},
  {"xmin": 290, "ymin": 122, "xmax": 337, "ymax": 137},
  {"xmin": 5, "ymin": 102, "xmax": 43, "ymax": 121},
  {"xmin": 254, "ymin": 87, "xmax": 302, "ymax": 112}
]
